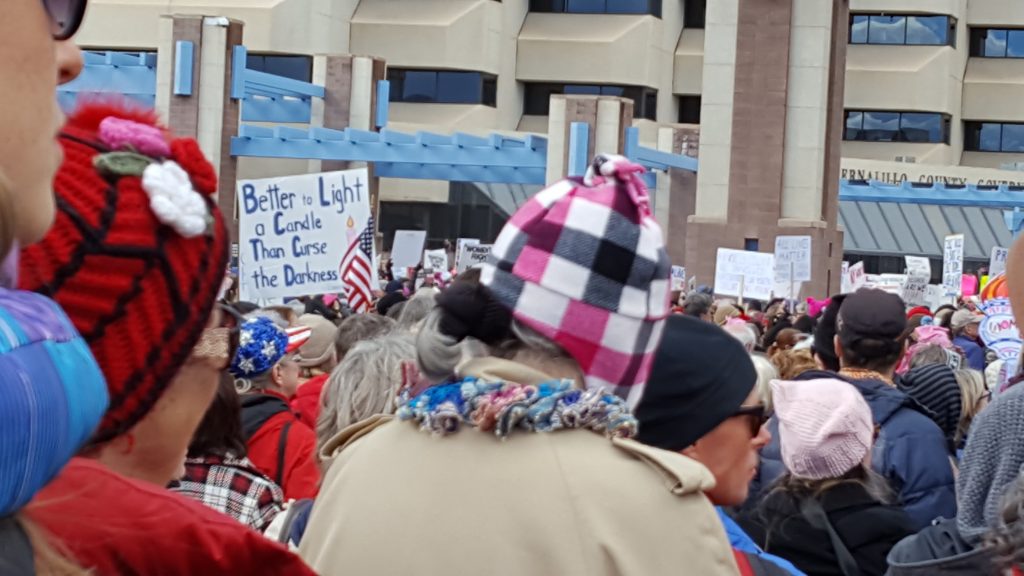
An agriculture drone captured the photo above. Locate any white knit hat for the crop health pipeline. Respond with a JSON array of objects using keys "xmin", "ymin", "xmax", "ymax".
[{"xmin": 771, "ymin": 378, "xmax": 874, "ymax": 480}]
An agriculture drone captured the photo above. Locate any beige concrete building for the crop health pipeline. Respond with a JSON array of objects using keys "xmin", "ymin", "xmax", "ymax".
[{"xmin": 72, "ymin": 0, "xmax": 1024, "ymax": 293}]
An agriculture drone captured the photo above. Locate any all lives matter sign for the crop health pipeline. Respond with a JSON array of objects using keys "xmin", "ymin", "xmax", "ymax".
[{"xmin": 237, "ymin": 168, "xmax": 371, "ymax": 300}]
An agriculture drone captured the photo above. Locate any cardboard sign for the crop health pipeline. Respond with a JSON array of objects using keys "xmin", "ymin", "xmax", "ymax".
[
  {"xmin": 714, "ymin": 249, "xmax": 775, "ymax": 301},
  {"xmin": 671, "ymin": 266, "xmax": 687, "ymax": 292},
  {"xmin": 237, "ymin": 168, "xmax": 370, "ymax": 300},
  {"xmin": 990, "ymin": 246, "xmax": 1010, "ymax": 278},
  {"xmin": 423, "ymin": 249, "xmax": 448, "ymax": 272},
  {"xmin": 902, "ymin": 256, "xmax": 931, "ymax": 307},
  {"xmin": 847, "ymin": 261, "xmax": 867, "ymax": 292},
  {"xmin": 457, "ymin": 244, "xmax": 493, "ymax": 273},
  {"xmin": 453, "ymin": 238, "xmax": 480, "ymax": 272},
  {"xmin": 391, "ymin": 230, "xmax": 427, "ymax": 271},
  {"xmin": 943, "ymin": 234, "xmax": 965, "ymax": 297}
]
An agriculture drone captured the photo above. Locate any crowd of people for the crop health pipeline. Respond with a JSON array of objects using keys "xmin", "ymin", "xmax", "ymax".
[{"xmin": 6, "ymin": 1, "xmax": 1024, "ymax": 575}]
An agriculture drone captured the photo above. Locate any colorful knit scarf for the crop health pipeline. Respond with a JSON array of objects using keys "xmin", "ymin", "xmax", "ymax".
[{"xmin": 396, "ymin": 378, "xmax": 638, "ymax": 439}]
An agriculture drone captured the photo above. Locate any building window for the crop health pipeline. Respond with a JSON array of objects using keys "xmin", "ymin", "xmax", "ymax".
[
  {"xmin": 387, "ymin": 69, "xmax": 498, "ymax": 106},
  {"xmin": 844, "ymin": 110, "xmax": 950, "ymax": 144},
  {"xmin": 247, "ymin": 54, "xmax": 313, "ymax": 82},
  {"xmin": 678, "ymin": 95, "xmax": 701, "ymax": 124},
  {"xmin": 849, "ymin": 14, "xmax": 955, "ymax": 46},
  {"xmin": 529, "ymin": 0, "xmax": 661, "ymax": 17},
  {"xmin": 524, "ymin": 83, "xmax": 657, "ymax": 120},
  {"xmin": 965, "ymin": 122, "xmax": 1024, "ymax": 153},
  {"xmin": 969, "ymin": 28, "xmax": 1024, "ymax": 58},
  {"xmin": 684, "ymin": 0, "xmax": 705, "ymax": 29}
]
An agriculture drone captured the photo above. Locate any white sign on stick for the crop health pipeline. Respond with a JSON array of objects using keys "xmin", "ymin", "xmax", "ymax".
[
  {"xmin": 457, "ymin": 244, "xmax": 493, "ymax": 273},
  {"xmin": 237, "ymin": 168, "xmax": 370, "ymax": 300},
  {"xmin": 714, "ymin": 249, "xmax": 775, "ymax": 301},
  {"xmin": 847, "ymin": 261, "xmax": 867, "ymax": 292},
  {"xmin": 902, "ymin": 256, "xmax": 932, "ymax": 307},
  {"xmin": 423, "ymin": 249, "xmax": 448, "ymax": 272},
  {"xmin": 943, "ymin": 234, "xmax": 965, "ymax": 297},
  {"xmin": 991, "ymin": 246, "xmax": 1010, "ymax": 278},
  {"xmin": 391, "ymin": 230, "xmax": 427, "ymax": 271},
  {"xmin": 454, "ymin": 238, "xmax": 480, "ymax": 272},
  {"xmin": 671, "ymin": 266, "xmax": 687, "ymax": 292}
]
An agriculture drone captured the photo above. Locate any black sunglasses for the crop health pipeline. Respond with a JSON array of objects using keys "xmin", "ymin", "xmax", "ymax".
[
  {"xmin": 43, "ymin": 0, "xmax": 89, "ymax": 40},
  {"xmin": 732, "ymin": 404, "xmax": 772, "ymax": 437}
]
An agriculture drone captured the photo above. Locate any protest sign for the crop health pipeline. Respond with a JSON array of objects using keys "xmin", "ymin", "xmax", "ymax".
[
  {"xmin": 423, "ymin": 249, "xmax": 448, "ymax": 272},
  {"xmin": 454, "ymin": 238, "xmax": 480, "ymax": 272},
  {"xmin": 671, "ymin": 266, "xmax": 687, "ymax": 292},
  {"xmin": 847, "ymin": 261, "xmax": 867, "ymax": 292},
  {"xmin": 773, "ymin": 236, "xmax": 811, "ymax": 299},
  {"xmin": 714, "ymin": 249, "xmax": 775, "ymax": 301},
  {"xmin": 687, "ymin": 276, "xmax": 697, "ymax": 292},
  {"xmin": 841, "ymin": 261, "xmax": 851, "ymax": 294},
  {"xmin": 902, "ymin": 256, "xmax": 931, "ymax": 307},
  {"xmin": 927, "ymin": 284, "xmax": 951, "ymax": 310},
  {"xmin": 392, "ymin": 230, "xmax": 427, "ymax": 271},
  {"xmin": 457, "ymin": 244, "xmax": 493, "ymax": 273},
  {"xmin": 943, "ymin": 234, "xmax": 964, "ymax": 297},
  {"xmin": 866, "ymin": 274, "xmax": 906, "ymax": 297},
  {"xmin": 237, "ymin": 168, "xmax": 370, "ymax": 300},
  {"xmin": 991, "ymin": 246, "xmax": 1009, "ymax": 278}
]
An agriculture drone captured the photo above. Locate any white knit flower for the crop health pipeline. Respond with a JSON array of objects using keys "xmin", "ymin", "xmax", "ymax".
[{"xmin": 141, "ymin": 160, "xmax": 210, "ymax": 238}]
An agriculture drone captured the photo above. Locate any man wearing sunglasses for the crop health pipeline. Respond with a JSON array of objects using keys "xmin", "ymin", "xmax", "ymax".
[{"xmin": 635, "ymin": 315, "xmax": 804, "ymax": 576}]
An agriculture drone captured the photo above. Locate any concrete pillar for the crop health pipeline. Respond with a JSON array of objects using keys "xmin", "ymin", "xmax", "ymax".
[
  {"xmin": 156, "ymin": 15, "xmax": 243, "ymax": 242},
  {"xmin": 546, "ymin": 95, "xmax": 633, "ymax": 183},
  {"xmin": 663, "ymin": 125, "xmax": 700, "ymax": 267},
  {"xmin": 685, "ymin": 0, "xmax": 847, "ymax": 299}
]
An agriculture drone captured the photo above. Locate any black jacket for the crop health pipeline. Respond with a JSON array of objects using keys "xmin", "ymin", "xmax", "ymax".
[
  {"xmin": 884, "ymin": 518, "xmax": 997, "ymax": 576},
  {"xmin": 738, "ymin": 482, "xmax": 916, "ymax": 576}
]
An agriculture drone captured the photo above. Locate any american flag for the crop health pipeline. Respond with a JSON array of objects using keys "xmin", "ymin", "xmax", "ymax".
[{"xmin": 340, "ymin": 217, "xmax": 375, "ymax": 313}]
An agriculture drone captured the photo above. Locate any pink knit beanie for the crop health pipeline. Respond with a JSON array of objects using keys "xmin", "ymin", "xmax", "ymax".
[{"xmin": 771, "ymin": 378, "xmax": 874, "ymax": 480}]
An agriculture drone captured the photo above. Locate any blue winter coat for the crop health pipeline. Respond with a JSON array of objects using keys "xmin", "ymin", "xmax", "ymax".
[
  {"xmin": 718, "ymin": 508, "xmax": 806, "ymax": 575},
  {"xmin": 748, "ymin": 370, "xmax": 956, "ymax": 531},
  {"xmin": 952, "ymin": 336, "xmax": 985, "ymax": 371}
]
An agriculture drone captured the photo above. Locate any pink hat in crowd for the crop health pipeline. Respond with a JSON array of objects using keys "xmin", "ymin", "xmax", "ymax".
[
  {"xmin": 771, "ymin": 378, "xmax": 874, "ymax": 480},
  {"xmin": 480, "ymin": 154, "xmax": 671, "ymax": 407}
]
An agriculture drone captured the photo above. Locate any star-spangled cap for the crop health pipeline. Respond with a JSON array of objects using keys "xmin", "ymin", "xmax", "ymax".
[{"xmin": 230, "ymin": 317, "xmax": 310, "ymax": 378}]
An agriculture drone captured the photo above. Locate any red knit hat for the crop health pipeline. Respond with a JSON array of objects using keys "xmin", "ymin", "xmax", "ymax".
[{"xmin": 19, "ymin": 102, "xmax": 229, "ymax": 444}]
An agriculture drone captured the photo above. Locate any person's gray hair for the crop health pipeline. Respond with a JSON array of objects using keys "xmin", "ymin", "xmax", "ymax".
[
  {"xmin": 750, "ymin": 354, "xmax": 778, "ymax": 412},
  {"xmin": 683, "ymin": 292, "xmax": 713, "ymax": 317},
  {"xmin": 415, "ymin": 308, "xmax": 565, "ymax": 384},
  {"xmin": 397, "ymin": 291, "xmax": 438, "ymax": 332},
  {"xmin": 317, "ymin": 335, "xmax": 417, "ymax": 458}
]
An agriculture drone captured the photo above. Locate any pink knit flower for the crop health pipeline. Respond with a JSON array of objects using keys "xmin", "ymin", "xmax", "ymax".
[{"xmin": 98, "ymin": 117, "xmax": 171, "ymax": 157}]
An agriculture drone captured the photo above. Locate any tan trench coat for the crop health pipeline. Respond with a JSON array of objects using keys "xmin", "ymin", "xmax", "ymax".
[{"xmin": 300, "ymin": 359, "xmax": 739, "ymax": 576}]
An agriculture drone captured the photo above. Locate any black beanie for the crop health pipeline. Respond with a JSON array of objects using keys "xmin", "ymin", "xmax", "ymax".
[
  {"xmin": 635, "ymin": 315, "xmax": 756, "ymax": 452},
  {"xmin": 812, "ymin": 294, "xmax": 847, "ymax": 371}
]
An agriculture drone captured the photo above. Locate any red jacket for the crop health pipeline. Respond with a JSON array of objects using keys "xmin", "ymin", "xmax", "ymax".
[
  {"xmin": 242, "ymin": 392, "xmax": 320, "ymax": 500},
  {"xmin": 291, "ymin": 373, "xmax": 329, "ymax": 428},
  {"xmin": 27, "ymin": 458, "xmax": 316, "ymax": 576}
]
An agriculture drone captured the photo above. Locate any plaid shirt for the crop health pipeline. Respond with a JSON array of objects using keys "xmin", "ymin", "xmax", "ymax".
[{"xmin": 174, "ymin": 455, "xmax": 284, "ymax": 532}]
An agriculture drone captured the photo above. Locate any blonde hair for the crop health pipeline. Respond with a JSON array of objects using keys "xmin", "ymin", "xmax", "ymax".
[
  {"xmin": 317, "ymin": 335, "xmax": 416, "ymax": 458},
  {"xmin": 955, "ymin": 368, "xmax": 988, "ymax": 446},
  {"xmin": 771, "ymin": 349, "xmax": 817, "ymax": 381},
  {"xmin": 751, "ymin": 354, "xmax": 778, "ymax": 412}
]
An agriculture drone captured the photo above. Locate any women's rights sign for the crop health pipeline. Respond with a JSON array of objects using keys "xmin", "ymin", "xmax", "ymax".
[{"xmin": 237, "ymin": 168, "xmax": 370, "ymax": 300}]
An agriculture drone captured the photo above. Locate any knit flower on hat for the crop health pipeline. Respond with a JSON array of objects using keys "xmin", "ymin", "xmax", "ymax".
[
  {"xmin": 142, "ymin": 161, "xmax": 212, "ymax": 238},
  {"xmin": 93, "ymin": 115, "xmax": 215, "ymax": 239},
  {"xmin": 230, "ymin": 317, "xmax": 289, "ymax": 378}
]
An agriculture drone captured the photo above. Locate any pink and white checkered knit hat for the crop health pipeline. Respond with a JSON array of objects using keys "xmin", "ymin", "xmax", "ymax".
[
  {"xmin": 771, "ymin": 378, "xmax": 874, "ymax": 480},
  {"xmin": 480, "ymin": 154, "xmax": 671, "ymax": 407}
]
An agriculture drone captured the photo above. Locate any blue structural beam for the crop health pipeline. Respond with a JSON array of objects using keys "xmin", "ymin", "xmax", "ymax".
[
  {"xmin": 840, "ymin": 179, "xmax": 1024, "ymax": 208},
  {"xmin": 230, "ymin": 46, "xmax": 326, "ymax": 124},
  {"xmin": 232, "ymin": 125, "xmax": 548, "ymax": 185},
  {"xmin": 567, "ymin": 122, "xmax": 590, "ymax": 177},
  {"xmin": 623, "ymin": 126, "xmax": 699, "ymax": 172},
  {"xmin": 58, "ymin": 50, "xmax": 157, "ymax": 110},
  {"xmin": 376, "ymin": 80, "xmax": 390, "ymax": 128},
  {"xmin": 173, "ymin": 41, "xmax": 194, "ymax": 96}
]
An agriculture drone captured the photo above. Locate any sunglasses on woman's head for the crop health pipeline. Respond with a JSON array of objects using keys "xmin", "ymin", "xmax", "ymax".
[{"xmin": 42, "ymin": 0, "xmax": 89, "ymax": 40}]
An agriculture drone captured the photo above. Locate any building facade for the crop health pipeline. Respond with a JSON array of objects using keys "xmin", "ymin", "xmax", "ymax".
[{"xmin": 70, "ymin": 0, "xmax": 1024, "ymax": 281}]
